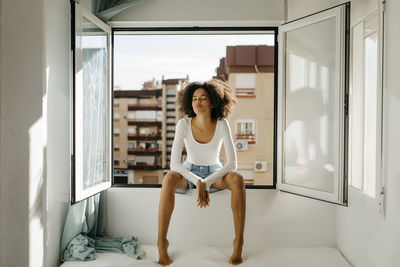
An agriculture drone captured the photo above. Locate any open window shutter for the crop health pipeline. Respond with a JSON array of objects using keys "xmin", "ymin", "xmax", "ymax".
[
  {"xmin": 277, "ymin": 3, "xmax": 350, "ymax": 205},
  {"xmin": 71, "ymin": 2, "xmax": 112, "ymax": 204}
]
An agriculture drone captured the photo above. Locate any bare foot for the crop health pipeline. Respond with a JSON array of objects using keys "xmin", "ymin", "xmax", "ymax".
[
  {"xmin": 157, "ymin": 239, "xmax": 172, "ymax": 266},
  {"xmin": 229, "ymin": 238, "xmax": 243, "ymax": 265}
]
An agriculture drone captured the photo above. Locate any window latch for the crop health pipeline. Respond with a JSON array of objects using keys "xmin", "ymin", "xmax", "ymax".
[{"xmin": 378, "ymin": 186, "xmax": 385, "ymax": 217}]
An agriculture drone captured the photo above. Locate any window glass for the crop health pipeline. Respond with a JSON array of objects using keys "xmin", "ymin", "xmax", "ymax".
[
  {"xmin": 350, "ymin": 12, "xmax": 379, "ymax": 198},
  {"xmin": 113, "ymin": 32, "xmax": 275, "ymax": 187}
]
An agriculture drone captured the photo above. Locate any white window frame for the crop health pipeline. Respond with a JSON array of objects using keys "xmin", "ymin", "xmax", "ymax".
[
  {"xmin": 71, "ymin": 2, "xmax": 112, "ymax": 204},
  {"xmin": 277, "ymin": 3, "xmax": 349, "ymax": 205},
  {"xmin": 348, "ymin": 2, "xmax": 385, "ymax": 214}
]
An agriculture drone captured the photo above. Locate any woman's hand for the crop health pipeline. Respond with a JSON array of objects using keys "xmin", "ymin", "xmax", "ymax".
[{"xmin": 196, "ymin": 180, "xmax": 210, "ymax": 208}]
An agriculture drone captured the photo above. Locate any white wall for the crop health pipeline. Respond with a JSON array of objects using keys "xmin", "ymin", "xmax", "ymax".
[
  {"xmin": 112, "ymin": 0, "xmax": 284, "ymax": 22},
  {"xmin": 107, "ymin": 188, "xmax": 337, "ymax": 247},
  {"xmin": 43, "ymin": 0, "xmax": 71, "ymax": 266},
  {"xmin": 0, "ymin": 0, "xmax": 71, "ymax": 266},
  {"xmin": 286, "ymin": 0, "xmax": 340, "ymax": 21},
  {"xmin": 288, "ymin": 0, "xmax": 400, "ymax": 266},
  {"xmin": 0, "ymin": 0, "xmax": 45, "ymax": 266}
]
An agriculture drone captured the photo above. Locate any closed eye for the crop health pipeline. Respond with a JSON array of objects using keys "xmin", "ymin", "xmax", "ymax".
[{"xmin": 192, "ymin": 97, "xmax": 208, "ymax": 102}]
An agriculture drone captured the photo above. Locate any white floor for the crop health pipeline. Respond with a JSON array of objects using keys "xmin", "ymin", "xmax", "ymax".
[{"xmin": 60, "ymin": 245, "xmax": 352, "ymax": 267}]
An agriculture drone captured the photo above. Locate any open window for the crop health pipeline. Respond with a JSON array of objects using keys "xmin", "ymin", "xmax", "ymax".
[
  {"xmin": 277, "ymin": 3, "xmax": 350, "ymax": 205},
  {"xmin": 112, "ymin": 29, "xmax": 277, "ymax": 188},
  {"xmin": 71, "ymin": 2, "xmax": 112, "ymax": 204}
]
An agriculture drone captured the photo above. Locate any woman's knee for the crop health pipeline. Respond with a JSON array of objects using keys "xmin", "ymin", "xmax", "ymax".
[
  {"xmin": 162, "ymin": 171, "xmax": 182, "ymax": 188},
  {"xmin": 228, "ymin": 172, "xmax": 245, "ymax": 190}
]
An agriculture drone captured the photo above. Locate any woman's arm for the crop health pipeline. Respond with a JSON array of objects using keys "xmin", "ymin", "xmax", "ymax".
[
  {"xmin": 170, "ymin": 118, "xmax": 203, "ymax": 185},
  {"xmin": 203, "ymin": 119, "xmax": 237, "ymax": 191}
]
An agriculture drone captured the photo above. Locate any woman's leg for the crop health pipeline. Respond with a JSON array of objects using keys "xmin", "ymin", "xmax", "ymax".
[
  {"xmin": 211, "ymin": 172, "xmax": 246, "ymax": 265},
  {"xmin": 157, "ymin": 171, "xmax": 188, "ymax": 266}
]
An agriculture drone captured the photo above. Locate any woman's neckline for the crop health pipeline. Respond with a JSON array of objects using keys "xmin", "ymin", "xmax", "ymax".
[{"xmin": 189, "ymin": 117, "xmax": 218, "ymax": 145}]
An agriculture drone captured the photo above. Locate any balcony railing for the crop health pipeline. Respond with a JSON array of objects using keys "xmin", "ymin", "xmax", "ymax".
[
  {"xmin": 235, "ymin": 133, "xmax": 256, "ymax": 144},
  {"xmin": 127, "ymin": 133, "xmax": 162, "ymax": 140},
  {"xmin": 244, "ymin": 178, "xmax": 254, "ymax": 185},
  {"xmin": 127, "ymin": 148, "xmax": 161, "ymax": 155},
  {"xmin": 127, "ymin": 163, "xmax": 162, "ymax": 170},
  {"xmin": 128, "ymin": 104, "xmax": 162, "ymax": 111},
  {"xmin": 236, "ymin": 88, "xmax": 256, "ymax": 98},
  {"xmin": 127, "ymin": 120, "xmax": 162, "ymax": 126}
]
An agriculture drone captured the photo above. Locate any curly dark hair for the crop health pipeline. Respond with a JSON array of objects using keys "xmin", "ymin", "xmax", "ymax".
[{"xmin": 177, "ymin": 79, "xmax": 237, "ymax": 120}]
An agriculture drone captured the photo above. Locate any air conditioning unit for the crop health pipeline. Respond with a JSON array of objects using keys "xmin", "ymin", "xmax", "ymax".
[
  {"xmin": 254, "ymin": 161, "xmax": 268, "ymax": 172},
  {"xmin": 235, "ymin": 140, "xmax": 248, "ymax": 151}
]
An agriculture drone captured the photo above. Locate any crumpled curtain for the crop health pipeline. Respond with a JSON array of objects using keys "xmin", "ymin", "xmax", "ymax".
[
  {"xmin": 93, "ymin": 0, "xmax": 146, "ymax": 21},
  {"xmin": 60, "ymin": 191, "xmax": 145, "ymax": 262}
]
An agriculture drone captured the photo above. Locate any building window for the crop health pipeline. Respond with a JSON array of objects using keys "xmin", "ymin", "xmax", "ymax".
[
  {"xmin": 114, "ymin": 128, "xmax": 120, "ymax": 137},
  {"xmin": 235, "ymin": 119, "xmax": 256, "ymax": 144},
  {"xmin": 127, "ymin": 112, "xmax": 135, "ymax": 121},
  {"xmin": 114, "ymin": 113, "xmax": 120, "ymax": 121},
  {"xmin": 114, "ymin": 143, "xmax": 120, "ymax": 151},
  {"xmin": 235, "ymin": 73, "xmax": 256, "ymax": 98}
]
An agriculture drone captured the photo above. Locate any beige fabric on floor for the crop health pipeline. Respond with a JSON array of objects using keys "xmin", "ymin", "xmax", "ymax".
[{"xmin": 60, "ymin": 245, "xmax": 352, "ymax": 267}]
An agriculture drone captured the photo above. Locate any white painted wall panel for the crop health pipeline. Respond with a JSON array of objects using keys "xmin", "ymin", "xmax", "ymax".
[
  {"xmin": 0, "ymin": 0, "xmax": 45, "ymax": 266},
  {"xmin": 106, "ymin": 188, "xmax": 337, "ymax": 247},
  {"xmin": 43, "ymin": 0, "xmax": 71, "ymax": 266},
  {"xmin": 112, "ymin": 0, "xmax": 284, "ymax": 22}
]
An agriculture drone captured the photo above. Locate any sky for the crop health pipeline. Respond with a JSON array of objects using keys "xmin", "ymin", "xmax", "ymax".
[{"xmin": 114, "ymin": 34, "xmax": 275, "ymax": 90}]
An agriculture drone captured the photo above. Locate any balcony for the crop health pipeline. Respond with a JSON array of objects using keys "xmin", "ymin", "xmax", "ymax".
[
  {"xmin": 235, "ymin": 133, "xmax": 256, "ymax": 144},
  {"xmin": 244, "ymin": 178, "xmax": 254, "ymax": 185},
  {"xmin": 127, "ymin": 120, "xmax": 162, "ymax": 126},
  {"xmin": 127, "ymin": 133, "xmax": 162, "ymax": 140},
  {"xmin": 127, "ymin": 163, "xmax": 162, "ymax": 170},
  {"xmin": 128, "ymin": 104, "xmax": 162, "ymax": 111},
  {"xmin": 127, "ymin": 148, "xmax": 162, "ymax": 155},
  {"xmin": 236, "ymin": 88, "xmax": 256, "ymax": 98}
]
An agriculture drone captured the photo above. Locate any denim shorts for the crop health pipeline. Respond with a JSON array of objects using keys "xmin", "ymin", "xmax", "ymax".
[{"xmin": 175, "ymin": 160, "xmax": 224, "ymax": 194}]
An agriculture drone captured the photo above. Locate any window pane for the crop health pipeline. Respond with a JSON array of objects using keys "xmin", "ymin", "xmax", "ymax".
[
  {"xmin": 113, "ymin": 33, "xmax": 275, "ymax": 186},
  {"xmin": 81, "ymin": 17, "xmax": 109, "ymax": 190},
  {"xmin": 72, "ymin": 3, "xmax": 112, "ymax": 204},
  {"xmin": 349, "ymin": 11, "xmax": 379, "ymax": 198},
  {"xmin": 284, "ymin": 17, "xmax": 337, "ymax": 193},
  {"xmin": 350, "ymin": 21, "xmax": 365, "ymax": 190},
  {"xmin": 363, "ymin": 26, "xmax": 378, "ymax": 197}
]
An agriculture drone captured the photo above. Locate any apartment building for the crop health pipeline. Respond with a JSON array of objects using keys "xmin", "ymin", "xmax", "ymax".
[
  {"xmin": 215, "ymin": 45, "xmax": 275, "ymax": 186},
  {"xmin": 162, "ymin": 77, "xmax": 189, "ymax": 169},
  {"xmin": 113, "ymin": 77, "xmax": 188, "ymax": 185}
]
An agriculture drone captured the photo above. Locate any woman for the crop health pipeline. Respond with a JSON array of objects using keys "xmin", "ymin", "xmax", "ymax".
[{"xmin": 157, "ymin": 79, "xmax": 246, "ymax": 265}]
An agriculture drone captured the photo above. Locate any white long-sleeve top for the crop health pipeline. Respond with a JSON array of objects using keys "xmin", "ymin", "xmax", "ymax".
[{"xmin": 170, "ymin": 117, "xmax": 237, "ymax": 191}]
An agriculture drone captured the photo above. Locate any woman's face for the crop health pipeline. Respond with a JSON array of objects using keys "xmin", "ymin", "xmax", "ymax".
[{"xmin": 192, "ymin": 88, "xmax": 213, "ymax": 116}]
